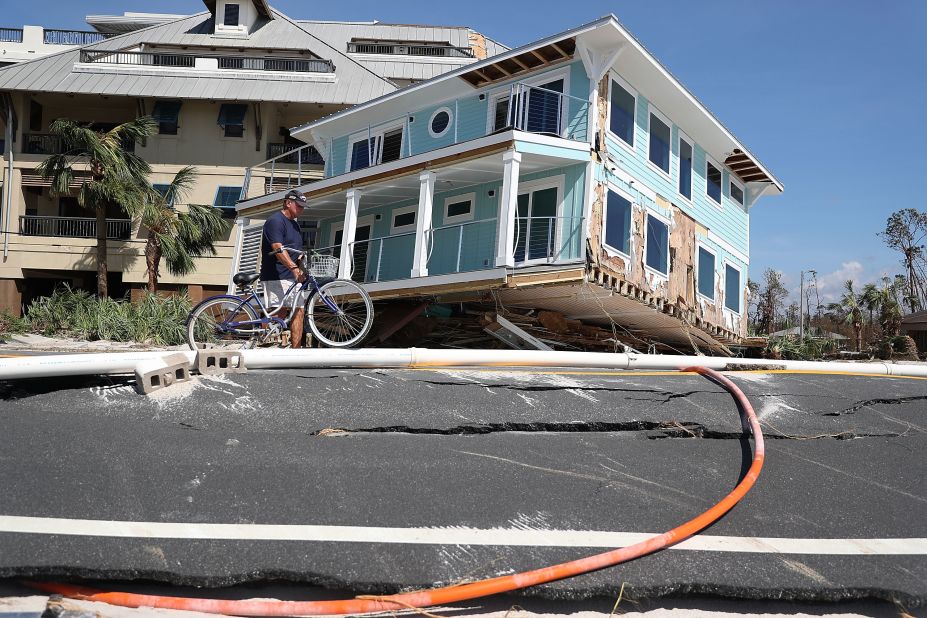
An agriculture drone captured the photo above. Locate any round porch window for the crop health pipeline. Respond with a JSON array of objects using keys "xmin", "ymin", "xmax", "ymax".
[{"xmin": 429, "ymin": 107, "xmax": 452, "ymax": 138}]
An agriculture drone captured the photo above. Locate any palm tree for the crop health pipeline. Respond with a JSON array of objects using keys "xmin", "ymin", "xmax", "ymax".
[
  {"xmin": 131, "ymin": 167, "xmax": 231, "ymax": 294},
  {"xmin": 861, "ymin": 282, "xmax": 880, "ymax": 339},
  {"xmin": 826, "ymin": 280, "xmax": 864, "ymax": 352},
  {"xmin": 37, "ymin": 117, "xmax": 156, "ymax": 297},
  {"xmin": 877, "ymin": 276, "xmax": 905, "ymax": 338}
]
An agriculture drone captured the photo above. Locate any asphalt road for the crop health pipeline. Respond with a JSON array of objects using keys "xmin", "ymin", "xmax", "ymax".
[{"xmin": 0, "ymin": 365, "xmax": 925, "ymax": 610}]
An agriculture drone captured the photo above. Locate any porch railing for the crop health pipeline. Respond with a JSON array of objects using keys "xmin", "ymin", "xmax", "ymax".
[
  {"xmin": 19, "ymin": 215, "xmax": 132, "ymax": 240},
  {"xmin": 266, "ymin": 142, "xmax": 324, "ymax": 165},
  {"xmin": 242, "ymin": 80, "xmax": 590, "ymax": 199},
  {"xmin": 23, "ymin": 132, "xmax": 135, "ymax": 155},
  {"xmin": 242, "ymin": 143, "xmax": 325, "ymax": 199},
  {"xmin": 513, "ymin": 216, "xmax": 584, "ymax": 264},
  {"xmin": 218, "ymin": 56, "xmax": 334, "ymax": 73},
  {"xmin": 427, "ymin": 218, "xmax": 498, "ymax": 276},
  {"xmin": 44, "ymin": 29, "xmax": 109, "ymax": 45},
  {"xmin": 347, "ymin": 42, "xmax": 473, "ymax": 58},
  {"xmin": 79, "ymin": 49, "xmax": 334, "ymax": 74},
  {"xmin": 0, "ymin": 28, "xmax": 23, "ymax": 43},
  {"xmin": 348, "ymin": 232, "xmax": 416, "ymax": 283}
]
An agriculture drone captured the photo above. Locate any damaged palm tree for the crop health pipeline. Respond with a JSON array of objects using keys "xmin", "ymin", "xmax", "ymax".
[
  {"xmin": 37, "ymin": 117, "xmax": 156, "ymax": 298},
  {"xmin": 132, "ymin": 167, "xmax": 231, "ymax": 294}
]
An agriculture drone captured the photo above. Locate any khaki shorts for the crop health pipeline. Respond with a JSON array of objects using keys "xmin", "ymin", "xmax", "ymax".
[{"xmin": 262, "ymin": 279, "xmax": 308, "ymax": 309}]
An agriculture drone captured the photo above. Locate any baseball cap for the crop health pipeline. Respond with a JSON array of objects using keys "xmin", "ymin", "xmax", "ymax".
[{"xmin": 284, "ymin": 190, "xmax": 308, "ymax": 207}]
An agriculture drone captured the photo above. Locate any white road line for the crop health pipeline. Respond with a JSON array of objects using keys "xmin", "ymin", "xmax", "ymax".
[{"xmin": 0, "ymin": 515, "xmax": 924, "ymax": 555}]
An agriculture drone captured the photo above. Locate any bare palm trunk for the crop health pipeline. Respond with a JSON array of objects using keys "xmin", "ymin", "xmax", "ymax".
[
  {"xmin": 145, "ymin": 235, "xmax": 162, "ymax": 294},
  {"xmin": 95, "ymin": 206, "xmax": 108, "ymax": 298},
  {"xmin": 854, "ymin": 323, "xmax": 862, "ymax": 353}
]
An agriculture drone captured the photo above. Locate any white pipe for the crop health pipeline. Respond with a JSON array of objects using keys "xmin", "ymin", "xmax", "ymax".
[{"xmin": 1, "ymin": 348, "xmax": 927, "ymax": 381}]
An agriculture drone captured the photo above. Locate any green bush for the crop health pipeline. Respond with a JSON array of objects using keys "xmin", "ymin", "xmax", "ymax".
[
  {"xmin": 22, "ymin": 285, "xmax": 192, "ymax": 346},
  {"xmin": 764, "ymin": 335, "xmax": 830, "ymax": 361},
  {"xmin": 0, "ymin": 309, "xmax": 29, "ymax": 342}
]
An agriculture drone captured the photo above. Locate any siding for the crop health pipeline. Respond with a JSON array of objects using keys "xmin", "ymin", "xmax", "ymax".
[{"xmin": 603, "ymin": 91, "xmax": 749, "ymax": 257}]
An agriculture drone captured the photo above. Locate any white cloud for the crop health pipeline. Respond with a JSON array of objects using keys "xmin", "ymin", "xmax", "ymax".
[{"xmin": 786, "ymin": 261, "xmax": 897, "ymax": 306}]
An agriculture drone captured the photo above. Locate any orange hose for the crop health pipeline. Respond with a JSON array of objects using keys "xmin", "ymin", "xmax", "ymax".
[{"xmin": 29, "ymin": 366, "xmax": 764, "ymax": 616}]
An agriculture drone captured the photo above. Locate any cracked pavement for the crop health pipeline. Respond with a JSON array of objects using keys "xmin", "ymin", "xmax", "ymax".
[{"xmin": 0, "ymin": 366, "xmax": 925, "ymax": 610}]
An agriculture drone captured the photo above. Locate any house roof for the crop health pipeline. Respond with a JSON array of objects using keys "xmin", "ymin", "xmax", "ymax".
[
  {"xmin": 902, "ymin": 310, "xmax": 927, "ymax": 325},
  {"xmin": 769, "ymin": 326, "xmax": 848, "ymax": 340},
  {"xmin": 291, "ymin": 14, "xmax": 782, "ymax": 194},
  {"xmin": 0, "ymin": 9, "xmax": 396, "ymax": 105}
]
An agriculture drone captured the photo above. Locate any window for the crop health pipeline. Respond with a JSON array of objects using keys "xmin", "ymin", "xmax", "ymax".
[
  {"xmin": 217, "ymin": 103, "xmax": 247, "ymax": 138},
  {"xmin": 678, "ymin": 136, "xmax": 692, "ymax": 200},
  {"xmin": 603, "ymin": 189, "xmax": 632, "ymax": 255},
  {"xmin": 697, "ymin": 246, "xmax": 715, "ymax": 299},
  {"xmin": 223, "ymin": 3, "xmax": 240, "ymax": 26},
  {"xmin": 648, "ymin": 111, "xmax": 671, "ymax": 174},
  {"xmin": 645, "ymin": 214, "xmax": 669, "ymax": 275},
  {"xmin": 391, "ymin": 206, "xmax": 416, "ymax": 232},
  {"xmin": 725, "ymin": 264, "xmax": 741, "ymax": 313},
  {"xmin": 153, "ymin": 183, "xmax": 172, "ymax": 206},
  {"xmin": 609, "ymin": 78, "xmax": 635, "ymax": 148},
  {"xmin": 152, "ymin": 100, "xmax": 182, "ymax": 135},
  {"xmin": 706, "ymin": 160, "xmax": 722, "ymax": 204},
  {"xmin": 348, "ymin": 126, "xmax": 404, "ymax": 171},
  {"xmin": 492, "ymin": 94, "xmax": 513, "ymax": 131},
  {"xmin": 489, "ymin": 76, "xmax": 564, "ymax": 135},
  {"xmin": 429, "ymin": 107, "xmax": 452, "ymax": 138},
  {"xmin": 730, "ymin": 178, "xmax": 744, "ymax": 205},
  {"xmin": 443, "ymin": 193, "xmax": 474, "ymax": 224},
  {"xmin": 380, "ymin": 128, "xmax": 403, "ymax": 163},
  {"xmin": 214, "ymin": 186, "xmax": 242, "ymax": 219}
]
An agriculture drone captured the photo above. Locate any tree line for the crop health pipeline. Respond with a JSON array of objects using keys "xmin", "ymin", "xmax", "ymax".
[{"xmin": 748, "ymin": 208, "xmax": 927, "ymax": 352}]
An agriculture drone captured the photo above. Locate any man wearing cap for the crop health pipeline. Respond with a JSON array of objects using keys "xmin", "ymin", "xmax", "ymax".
[{"xmin": 260, "ymin": 190, "xmax": 309, "ymax": 347}]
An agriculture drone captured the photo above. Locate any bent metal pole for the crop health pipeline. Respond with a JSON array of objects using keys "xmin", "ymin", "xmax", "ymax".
[{"xmin": 29, "ymin": 366, "xmax": 764, "ymax": 616}]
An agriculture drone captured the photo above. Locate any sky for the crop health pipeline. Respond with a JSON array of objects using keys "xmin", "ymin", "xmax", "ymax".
[{"xmin": 7, "ymin": 0, "xmax": 926, "ymax": 306}]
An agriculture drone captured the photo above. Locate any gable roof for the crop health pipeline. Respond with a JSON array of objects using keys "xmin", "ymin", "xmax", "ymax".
[
  {"xmin": 292, "ymin": 15, "xmax": 782, "ymax": 193},
  {"xmin": 0, "ymin": 9, "xmax": 396, "ymax": 105}
]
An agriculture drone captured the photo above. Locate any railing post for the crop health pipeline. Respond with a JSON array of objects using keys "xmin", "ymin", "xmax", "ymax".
[
  {"xmin": 548, "ymin": 218, "xmax": 554, "ymax": 261},
  {"xmin": 496, "ymin": 151, "xmax": 521, "ymax": 268},
  {"xmin": 454, "ymin": 99, "xmax": 458, "ymax": 144},
  {"xmin": 297, "ymin": 147, "xmax": 302, "ymax": 185},
  {"xmin": 241, "ymin": 168, "xmax": 252, "ymax": 201},
  {"xmin": 456, "ymin": 224, "xmax": 464, "ymax": 273},
  {"xmin": 376, "ymin": 239, "xmax": 383, "ymax": 282},
  {"xmin": 338, "ymin": 189, "xmax": 361, "ymax": 279},
  {"xmin": 269, "ymin": 159, "xmax": 275, "ymax": 193},
  {"xmin": 411, "ymin": 170, "xmax": 435, "ymax": 278}
]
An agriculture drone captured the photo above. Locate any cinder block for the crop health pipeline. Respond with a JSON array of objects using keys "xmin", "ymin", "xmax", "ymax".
[
  {"xmin": 134, "ymin": 353, "xmax": 192, "ymax": 395},
  {"xmin": 195, "ymin": 349, "xmax": 246, "ymax": 375}
]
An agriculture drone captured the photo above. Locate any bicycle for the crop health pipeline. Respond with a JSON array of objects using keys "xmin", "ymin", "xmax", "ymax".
[{"xmin": 186, "ymin": 247, "xmax": 374, "ymax": 350}]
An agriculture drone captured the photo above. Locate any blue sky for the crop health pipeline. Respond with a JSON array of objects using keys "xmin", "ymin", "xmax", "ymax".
[{"xmin": 8, "ymin": 1, "xmax": 926, "ymax": 304}]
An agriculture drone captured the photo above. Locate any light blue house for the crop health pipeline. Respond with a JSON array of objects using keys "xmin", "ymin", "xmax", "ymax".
[{"xmin": 234, "ymin": 15, "xmax": 782, "ymax": 351}]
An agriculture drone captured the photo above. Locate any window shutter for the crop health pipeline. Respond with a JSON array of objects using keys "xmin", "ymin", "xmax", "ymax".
[{"xmin": 229, "ymin": 222, "xmax": 264, "ymax": 294}]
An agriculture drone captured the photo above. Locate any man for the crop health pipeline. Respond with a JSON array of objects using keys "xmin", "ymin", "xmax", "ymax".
[{"xmin": 260, "ymin": 190, "xmax": 309, "ymax": 347}]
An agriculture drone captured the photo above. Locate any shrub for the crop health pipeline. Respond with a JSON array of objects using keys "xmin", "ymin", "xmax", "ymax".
[
  {"xmin": 22, "ymin": 285, "xmax": 193, "ymax": 346},
  {"xmin": 0, "ymin": 309, "xmax": 29, "ymax": 342}
]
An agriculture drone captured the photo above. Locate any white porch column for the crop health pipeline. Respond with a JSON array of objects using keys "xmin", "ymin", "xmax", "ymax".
[
  {"xmin": 337, "ymin": 188, "xmax": 361, "ymax": 279},
  {"xmin": 411, "ymin": 170, "xmax": 436, "ymax": 278},
  {"xmin": 495, "ymin": 150, "xmax": 522, "ymax": 268}
]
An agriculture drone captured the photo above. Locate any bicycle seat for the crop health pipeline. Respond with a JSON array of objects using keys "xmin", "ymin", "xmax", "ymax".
[{"xmin": 233, "ymin": 272, "xmax": 261, "ymax": 287}]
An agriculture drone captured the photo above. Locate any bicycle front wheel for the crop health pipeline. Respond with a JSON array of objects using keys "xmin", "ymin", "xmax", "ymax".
[
  {"xmin": 306, "ymin": 279, "xmax": 373, "ymax": 348},
  {"xmin": 187, "ymin": 297, "xmax": 259, "ymax": 351}
]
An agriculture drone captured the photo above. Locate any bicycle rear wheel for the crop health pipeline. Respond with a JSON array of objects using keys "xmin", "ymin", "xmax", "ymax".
[
  {"xmin": 306, "ymin": 279, "xmax": 373, "ymax": 348},
  {"xmin": 187, "ymin": 297, "xmax": 259, "ymax": 350}
]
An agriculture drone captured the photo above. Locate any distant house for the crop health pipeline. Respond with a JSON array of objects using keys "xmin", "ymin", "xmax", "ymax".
[
  {"xmin": 901, "ymin": 310, "xmax": 927, "ymax": 352},
  {"xmin": 234, "ymin": 15, "xmax": 782, "ymax": 352},
  {"xmin": 0, "ymin": 0, "xmax": 502, "ymax": 313},
  {"xmin": 768, "ymin": 326, "xmax": 849, "ymax": 344}
]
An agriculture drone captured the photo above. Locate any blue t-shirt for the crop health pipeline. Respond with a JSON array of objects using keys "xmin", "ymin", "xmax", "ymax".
[{"xmin": 260, "ymin": 211, "xmax": 303, "ymax": 281}]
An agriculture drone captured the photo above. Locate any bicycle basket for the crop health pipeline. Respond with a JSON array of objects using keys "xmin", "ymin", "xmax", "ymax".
[{"xmin": 308, "ymin": 254, "xmax": 339, "ymax": 278}]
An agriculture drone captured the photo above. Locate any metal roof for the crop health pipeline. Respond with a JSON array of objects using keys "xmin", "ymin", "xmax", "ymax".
[{"xmin": 0, "ymin": 9, "xmax": 396, "ymax": 105}]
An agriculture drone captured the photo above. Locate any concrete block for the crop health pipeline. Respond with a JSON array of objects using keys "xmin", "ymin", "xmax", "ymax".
[
  {"xmin": 195, "ymin": 349, "xmax": 246, "ymax": 375},
  {"xmin": 134, "ymin": 353, "xmax": 192, "ymax": 395}
]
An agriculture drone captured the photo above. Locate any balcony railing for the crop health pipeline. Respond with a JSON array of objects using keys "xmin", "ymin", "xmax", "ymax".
[
  {"xmin": 23, "ymin": 132, "xmax": 135, "ymax": 155},
  {"xmin": 44, "ymin": 29, "xmax": 109, "ymax": 45},
  {"xmin": 20, "ymin": 215, "xmax": 132, "ymax": 240},
  {"xmin": 218, "ymin": 56, "xmax": 334, "ymax": 73},
  {"xmin": 23, "ymin": 133, "xmax": 64, "ymax": 155},
  {"xmin": 347, "ymin": 42, "xmax": 473, "ymax": 58},
  {"xmin": 266, "ymin": 142, "xmax": 324, "ymax": 165},
  {"xmin": 427, "ymin": 218, "xmax": 498, "ymax": 276},
  {"xmin": 0, "ymin": 28, "xmax": 23, "ymax": 43},
  {"xmin": 79, "ymin": 49, "xmax": 335, "ymax": 74},
  {"xmin": 80, "ymin": 49, "xmax": 195, "ymax": 67}
]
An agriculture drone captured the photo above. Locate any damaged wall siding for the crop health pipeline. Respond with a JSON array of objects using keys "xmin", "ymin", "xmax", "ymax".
[{"xmin": 588, "ymin": 74, "xmax": 747, "ymax": 337}]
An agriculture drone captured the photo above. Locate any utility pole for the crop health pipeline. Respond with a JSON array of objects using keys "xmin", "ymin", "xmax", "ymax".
[{"xmin": 799, "ymin": 271, "xmax": 804, "ymax": 339}]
